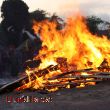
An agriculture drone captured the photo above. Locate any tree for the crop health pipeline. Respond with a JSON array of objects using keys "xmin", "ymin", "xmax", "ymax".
[
  {"xmin": 30, "ymin": 9, "xmax": 49, "ymax": 22},
  {"xmin": 86, "ymin": 16, "xmax": 103, "ymax": 34},
  {"xmin": 50, "ymin": 13, "xmax": 65, "ymax": 30}
]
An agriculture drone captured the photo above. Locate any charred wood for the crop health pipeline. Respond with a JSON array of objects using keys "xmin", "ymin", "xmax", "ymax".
[{"xmin": 0, "ymin": 65, "xmax": 58, "ymax": 94}]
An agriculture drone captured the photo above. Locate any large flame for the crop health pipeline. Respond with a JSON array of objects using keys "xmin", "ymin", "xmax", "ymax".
[
  {"xmin": 17, "ymin": 15, "xmax": 110, "ymax": 92},
  {"xmin": 33, "ymin": 15, "xmax": 110, "ymax": 69}
]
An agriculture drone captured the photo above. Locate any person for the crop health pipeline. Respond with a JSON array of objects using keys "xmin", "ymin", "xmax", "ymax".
[{"xmin": 0, "ymin": 0, "xmax": 42, "ymax": 77}]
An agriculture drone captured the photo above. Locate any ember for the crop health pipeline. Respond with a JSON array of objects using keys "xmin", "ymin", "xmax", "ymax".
[{"xmin": 1, "ymin": 15, "xmax": 110, "ymax": 94}]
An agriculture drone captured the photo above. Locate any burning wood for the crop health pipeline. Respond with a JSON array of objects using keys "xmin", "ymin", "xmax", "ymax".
[
  {"xmin": 59, "ymin": 75, "xmax": 110, "ymax": 80},
  {"xmin": 49, "ymin": 67, "xmax": 94, "ymax": 80},
  {"xmin": 1, "ymin": 65, "xmax": 110, "ymax": 94},
  {"xmin": 2, "ymin": 16, "xmax": 110, "ymax": 94},
  {"xmin": 16, "ymin": 61, "xmax": 110, "ymax": 92},
  {"xmin": 45, "ymin": 79, "xmax": 102, "ymax": 88},
  {"xmin": 0, "ymin": 65, "xmax": 58, "ymax": 94}
]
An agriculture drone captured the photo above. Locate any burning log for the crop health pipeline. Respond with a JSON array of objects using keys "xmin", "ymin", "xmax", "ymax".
[
  {"xmin": 45, "ymin": 79, "xmax": 102, "ymax": 88},
  {"xmin": 23, "ymin": 59, "xmax": 41, "ymax": 69},
  {"xmin": 95, "ymin": 72, "xmax": 110, "ymax": 75},
  {"xmin": 1, "ymin": 64, "xmax": 110, "ymax": 94},
  {"xmin": 0, "ymin": 65, "xmax": 58, "ymax": 94},
  {"xmin": 49, "ymin": 67, "xmax": 95, "ymax": 80},
  {"xmin": 60, "ymin": 75, "xmax": 110, "ymax": 80},
  {"xmin": 56, "ymin": 57, "xmax": 68, "ymax": 72},
  {"xmin": 43, "ymin": 78, "xmax": 102, "ymax": 92},
  {"xmin": 49, "ymin": 65, "xmax": 110, "ymax": 80}
]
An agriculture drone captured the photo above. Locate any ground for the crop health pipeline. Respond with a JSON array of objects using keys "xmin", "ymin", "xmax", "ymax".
[{"xmin": 0, "ymin": 80, "xmax": 110, "ymax": 110}]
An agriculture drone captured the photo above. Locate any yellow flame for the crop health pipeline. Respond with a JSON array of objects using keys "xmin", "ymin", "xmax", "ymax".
[{"xmin": 19, "ymin": 15, "xmax": 110, "ymax": 92}]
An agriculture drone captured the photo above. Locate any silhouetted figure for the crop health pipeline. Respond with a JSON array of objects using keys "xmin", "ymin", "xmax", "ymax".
[{"xmin": 0, "ymin": 0, "xmax": 42, "ymax": 77}]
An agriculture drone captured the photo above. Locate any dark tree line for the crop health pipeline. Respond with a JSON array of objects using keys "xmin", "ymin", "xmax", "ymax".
[
  {"xmin": 85, "ymin": 16, "xmax": 103, "ymax": 35},
  {"xmin": 1, "ymin": 0, "xmax": 110, "ymax": 39},
  {"xmin": 30, "ymin": 9, "xmax": 65, "ymax": 30},
  {"xmin": 86, "ymin": 16, "xmax": 110, "ymax": 37},
  {"xmin": 1, "ymin": 0, "xmax": 110, "ymax": 37},
  {"xmin": 30, "ymin": 10, "xmax": 110, "ymax": 37}
]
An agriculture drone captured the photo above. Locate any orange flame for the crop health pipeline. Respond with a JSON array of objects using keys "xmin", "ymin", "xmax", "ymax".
[
  {"xmin": 18, "ymin": 15, "xmax": 110, "ymax": 92},
  {"xmin": 33, "ymin": 15, "xmax": 110, "ymax": 69}
]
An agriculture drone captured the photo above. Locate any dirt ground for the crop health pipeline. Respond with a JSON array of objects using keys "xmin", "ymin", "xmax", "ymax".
[{"xmin": 0, "ymin": 81, "xmax": 110, "ymax": 110}]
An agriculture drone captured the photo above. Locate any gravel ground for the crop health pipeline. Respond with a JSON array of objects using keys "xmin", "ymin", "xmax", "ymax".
[{"xmin": 0, "ymin": 81, "xmax": 110, "ymax": 110}]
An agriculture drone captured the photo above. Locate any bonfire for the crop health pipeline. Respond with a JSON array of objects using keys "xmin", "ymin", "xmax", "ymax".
[{"xmin": 1, "ymin": 15, "xmax": 110, "ymax": 93}]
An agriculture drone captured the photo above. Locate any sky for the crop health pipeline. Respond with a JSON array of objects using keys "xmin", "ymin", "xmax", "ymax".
[{"xmin": 0, "ymin": 0, "xmax": 110, "ymax": 21}]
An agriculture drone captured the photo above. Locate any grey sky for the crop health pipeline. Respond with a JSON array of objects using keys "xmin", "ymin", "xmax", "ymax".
[{"xmin": 0, "ymin": 0, "xmax": 110, "ymax": 21}]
